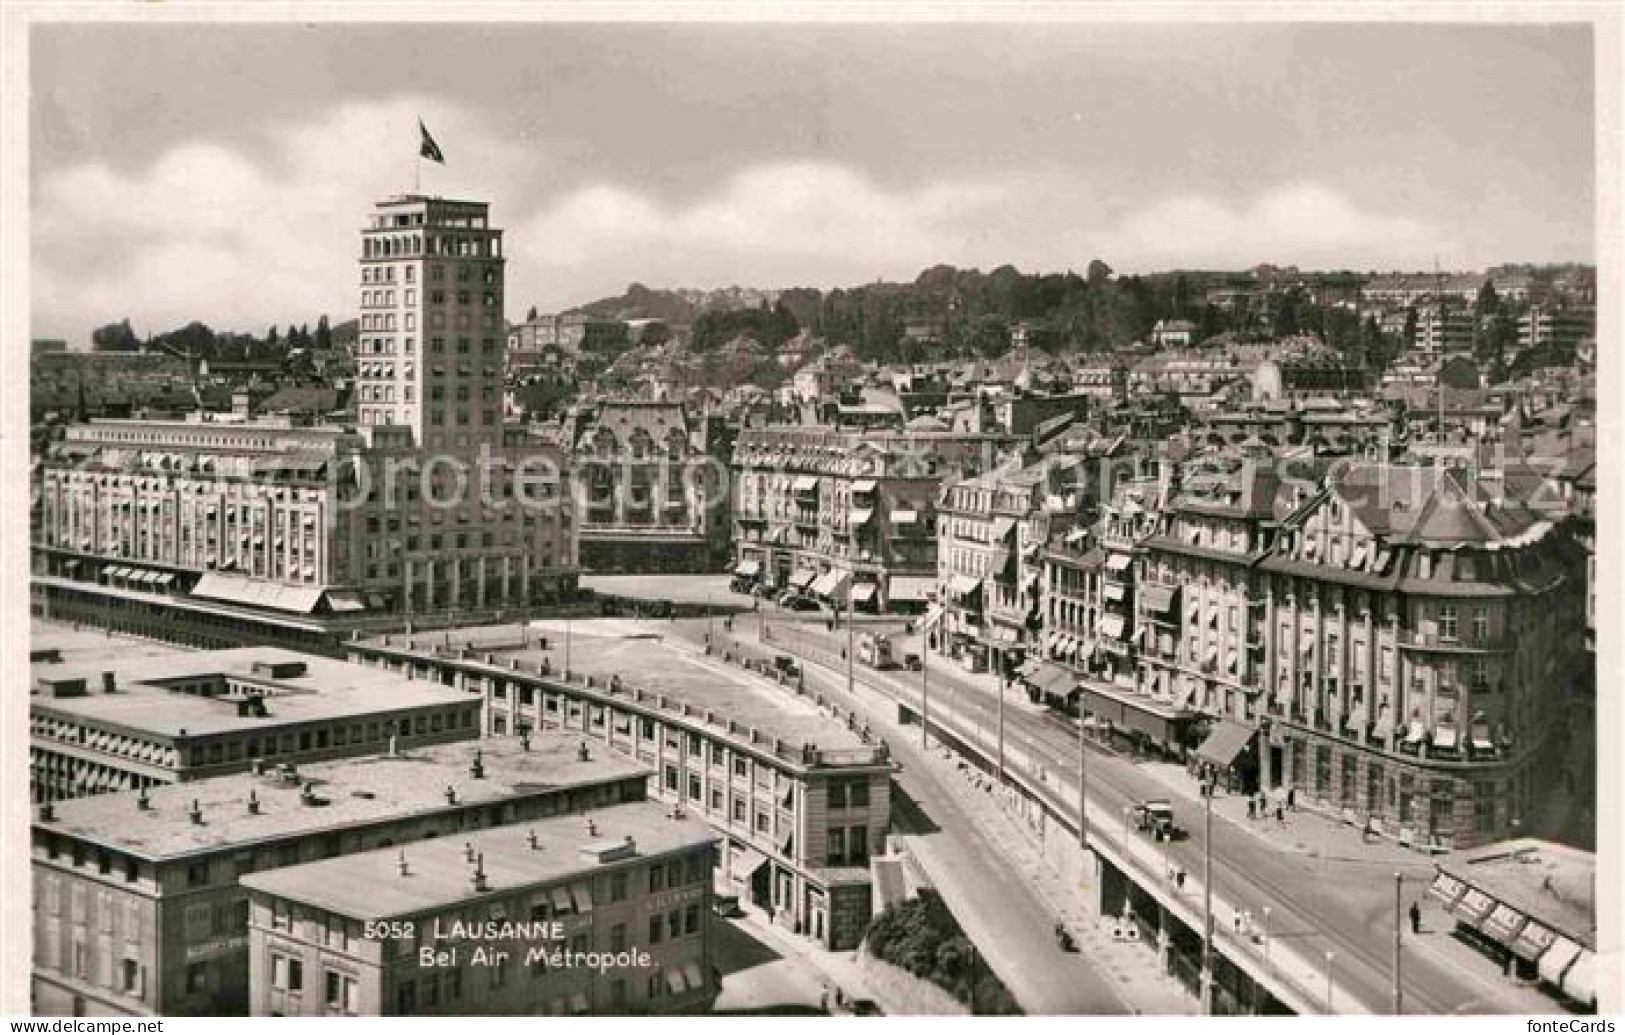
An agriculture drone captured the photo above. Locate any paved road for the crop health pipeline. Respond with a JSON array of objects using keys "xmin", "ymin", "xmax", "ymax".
[{"xmin": 739, "ymin": 617, "xmax": 1555, "ymax": 1016}]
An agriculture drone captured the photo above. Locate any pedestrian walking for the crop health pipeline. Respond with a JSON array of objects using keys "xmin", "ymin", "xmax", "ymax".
[
  {"xmin": 1247, "ymin": 797, "xmax": 1256, "ymax": 820},
  {"xmin": 1286, "ymin": 787, "xmax": 1296, "ymax": 810},
  {"xmin": 1409, "ymin": 901, "xmax": 1422, "ymax": 935},
  {"xmin": 1275, "ymin": 804, "xmax": 1285, "ymax": 824}
]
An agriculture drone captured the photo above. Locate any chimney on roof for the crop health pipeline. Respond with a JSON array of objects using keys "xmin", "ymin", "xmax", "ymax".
[
  {"xmin": 471, "ymin": 852, "xmax": 488, "ymax": 893},
  {"xmin": 387, "ymin": 734, "xmax": 398, "ymax": 757},
  {"xmin": 526, "ymin": 829, "xmax": 539, "ymax": 850},
  {"xmin": 464, "ymin": 841, "xmax": 476, "ymax": 863},
  {"xmin": 585, "ymin": 816, "xmax": 597, "ymax": 837},
  {"xmin": 299, "ymin": 781, "xmax": 317, "ymax": 806},
  {"xmin": 188, "ymin": 799, "xmax": 203, "ymax": 825},
  {"xmin": 576, "ymin": 741, "xmax": 590, "ymax": 762},
  {"xmin": 101, "ymin": 671, "xmax": 117, "ymax": 694},
  {"xmin": 397, "ymin": 850, "xmax": 409, "ymax": 877},
  {"xmin": 247, "ymin": 789, "xmax": 260, "ymax": 815},
  {"xmin": 470, "ymin": 749, "xmax": 485, "ymax": 779},
  {"xmin": 250, "ymin": 758, "xmax": 264, "ymax": 776},
  {"xmin": 445, "ymin": 785, "xmax": 458, "ymax": 805},
  {"xmin": 38, "ymin": 802, "xmax": 55, "ymax": 822}
]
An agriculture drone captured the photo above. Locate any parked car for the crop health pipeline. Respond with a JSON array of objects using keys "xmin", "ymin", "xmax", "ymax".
[
  {"xmin": 783, "ymin": 594, "xmax": 822, "ymax": 612},
  {"xmin": 773, "ymin": 655, "xmax": 801, "ymax": 679},
  {"xmin": 1132, "ymin": 799, "xmax": 1182, "ymax": 841}
]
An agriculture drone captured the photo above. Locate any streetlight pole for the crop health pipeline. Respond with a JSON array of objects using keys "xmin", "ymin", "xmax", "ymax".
[
  {"xmin": 845, "ymin": 575, "xmax": 855, "ymax": 699},
  {"xmin": 920, "ymin": 619, "xmax": 931, "ymax": 750},
  {"xmin": 1392, "ymin": 872, "xmax": 1404, "ymax": 1015},
  {"xmin": 1200, "ymin": 765, "xmax": 1214, "ymax": 1014},
  {"xmin": 1262, "ymin": 905, "xmax": 1272, "ymax": 972},
  {"xmin": 564, "ymin": 612, "xmax": 572, "ymax": 679},
  {"xmin": 996, "ymin": 649, "xmax": 1006, "ymax": 785},
  {"xmin": 1325, "ymin": 950, "xmax": 1336, "ymax": 1013},
  {"xmin": 1077, "ymin": 697, "xmax": 1089, "ymax": 850}
]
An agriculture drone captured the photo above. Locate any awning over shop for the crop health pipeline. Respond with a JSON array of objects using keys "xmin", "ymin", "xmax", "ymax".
[
  {"xmin": 1103, "ymin": 583, "xmax": 1126, "ymax": 603},
  {"xmin": 1141, "ymin": 584, "xmax": 1177, "ymax": 614},
  {"xmin": 889, "ymin": 575, "xmax": 934, "ymax": 602},
  {"xmin": 1106, "ymin": 552, "xmax": 1133, "ymax": 573},
  {"xmin": 1196, "ymin": 719, "xmax": 1256, "ymax": 769},
  {"xmin": 1511, "ymin": 920, "xmax": 1558, "ymax": 963},
  {"xmin": 848, "ymin": 508, "xmax": 874, "ymax": 526},
  {"xmin": 683, "ymin": 963, "xmax": 705, "ymax": 992},
  {"xmin": 948, "ymin": 574, "xmax": 982, "ymax": 599},
  {"xmin": 851, "ymin": 583, "xmax": 878, "ymax": 603},
  {"xmin": 323, "ymin": 590, "xmax": 367, "ymax": 613},
  {"xmin": 1028, "ymin": 662, "xmax": 1075, "ymax": 697},
  {"xmin": 789, "ymin": 569, "xmax": 817, "ymax": 591},
  {"xmin": 991, "ymin": 517, "xmax": 1016, "ymax": 542},
  {"xmin": 734, "ymin": 559, "xmax": 761, "ymax": 578},
  {"xmin": 812, "ymin": 570, "xmax": 850, "ymax": 598},
  {"xmin": 1481, "ymin": 902, "xmax": 1526, "ymax": 945},
  {"xmin": 1433, "ymin": 726, "xmax": 1459, "ymax": 751},
  {"xmin": 850, "ymin": 479, "xmax": 877, "ymax": 493},
  {"xmin": 665, "ymin": 970, "xmax": 689, "ymax": 994},
  {"xmin": 1538, "ymin": 936, "xmax": 1585, "ymax": 987},
  {"xmin": 1404, "ymin": 720, "xmax": 1427, "ymax": 745},
  {"xmin": 549, "ymin": 886, "xmax": 574, "ymax": 913},
  {"xmin": 1561, "ymin": 950, "xmax": 1597, "ymax": 1007},
  {"xmin": 923, "ymin": 604, "xmax": 945, "ymax": 628},
  {"xmin": 890, "ymin": 509, "xmax": 919, "ymax": 524},
  {"xmin": 153, "ymin": 572, "xmax": 176, "ymax": 586},
  {"xmin": 1099, "ymin": 614, "xmax": 1126, "ymax": 640},
  {"xmin": 1372, "ymin": 708, "xmax": 1394, "ymax": 740},
  {"xmin": 1427, "ymin": 871, "xmax": 1467, "ymax": 909},
  {"xmin": 792, "ymin": 475, "xmax": 819, "ymax": 493},
  {"xmin": 1451, "ymin": 887, "xmax": 1496, "ymax": 928},
  {"xmin": 190, "ymin": 572, "xmax": 326, "ymax": 615}
]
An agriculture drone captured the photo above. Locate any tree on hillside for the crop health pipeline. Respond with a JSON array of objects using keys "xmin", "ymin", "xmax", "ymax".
[
  {"xmin": 266, "ymin": 325, "xmax": 280, "ymax": 350},
  {"xmin": 91, "ymin": 319, "xmax": 141, "ymax": 352},
  {"xmin": 1086, "ymin": 259, "xmax": 1113, "ymax": 285},
  {"xmin": 315, "ymin": 314, "xmax": 332, "ymax": 351}
]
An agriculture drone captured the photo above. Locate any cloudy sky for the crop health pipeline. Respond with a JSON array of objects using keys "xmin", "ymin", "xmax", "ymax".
[{"xmin": 30, "ymin": 19, "xmax": 1595, "ymax": 342}]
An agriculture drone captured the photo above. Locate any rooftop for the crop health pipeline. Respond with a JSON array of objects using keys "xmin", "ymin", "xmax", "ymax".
[
  {"xmin": 1438, "ymin": 839, "xmax": 1595, "ymax": 947},
  {"xmin": 361, "ymin": 623, "xmax": 874, "ymax": 756},
  {"xmin": 31, "ymin": 640, "xmax": 470, "ymax": 739},
  {"xmin": 240, "ymin": 801, "xmax": 714, "ymax": 919},
  {"xmin": 35, "ymin": 733, "xmax": 647, "ymax": 861}
]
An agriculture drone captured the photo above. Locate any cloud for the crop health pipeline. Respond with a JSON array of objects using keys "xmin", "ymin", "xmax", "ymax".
[{"xmin": 32, "ymin": 99, "xmax": 1457, "ymax": 340}]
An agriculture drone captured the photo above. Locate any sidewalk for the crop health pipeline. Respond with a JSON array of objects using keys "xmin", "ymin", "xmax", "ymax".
[{"xmin": 905, "ymin": 738, "xmax": 1201, "ymax": 1015}]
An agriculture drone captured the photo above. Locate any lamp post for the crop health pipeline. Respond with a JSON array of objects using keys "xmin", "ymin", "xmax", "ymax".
[
  {"xmin": 1392, "ymin": 872, "xmax": 1404, "ymax": 1015},
  {"xmin": 845, "ymin": 574, "xmax": 855, "ymax": 699},
  {"xmin": 1200, "ymin": 765, "xmax": 1214, "ymax": 1014},
  {"xmin": 920, "ymin": 619, "xmax": 931, "ymax": 750},
  {"xmin": 1077, "ymin": 702, "xmax": 1089, "ymax": 850},
  {"xmin": 1325, "ymin": 950, "xmax": 1336, "ymax": 1013},
  {"xmin": 564, "ymin": 612, "xmax": 572, "ymax": 679},
  {"xmin": 996, "ymin": 649, "xmax": 1006, "ymax": 785},
  {"xmin": 1262, "ymin": 905, "xmax": 1272, "ymax": 971}
]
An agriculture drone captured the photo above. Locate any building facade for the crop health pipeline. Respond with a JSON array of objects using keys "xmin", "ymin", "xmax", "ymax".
[
  {"xmin": 730, "ymin": 426, "xmax": 1017, "ymax": 612},
  {"xmin": 241, "ymin": 803, "xmax": 717, "ymax": 1016},
  {"xmin": 1131, "ymin": 459, "xmax": 1581, "ymax": 849},
  {"xmin": 30, "ymin": 644, "xmax": 477, "ymax": 803},
  {"xmin": 30, "ymin": 734, "xmax": 650, "ymax": 1016},
  {"xmin": 563, "ymin": 401, "xmax": 732, "ymax": 572},
  {"xmin": 347, "ymin": 636, "xmax": 895, "ymax": 951}
]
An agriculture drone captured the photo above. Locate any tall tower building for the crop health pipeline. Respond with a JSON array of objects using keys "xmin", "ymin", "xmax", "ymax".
[{"xmin": 356, "ymin": 196, "xmax": 506, "ymax": 449}]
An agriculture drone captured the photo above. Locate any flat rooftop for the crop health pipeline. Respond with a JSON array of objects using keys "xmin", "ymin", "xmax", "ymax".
[
  {"xmin": 36, "ymin": 733, "xmax": 648, "ymax": 861},
  {"xmin": 32, "ymin": 618, "xmax": 197, "ymax": 667},
  {"xmin": 31, "ymin": 636, "xmax": 469, "ymax": 738},
  {"xmin": 1439, "ymin": 838, "xmax": 1595, "ymax": 945},
  {"xmin": 366, "ymin": 622, "xmax": 869, "ymax": 752},
  {"xmin": 241, "ymin": 801, "xmax": 714, "ymax": 919}
]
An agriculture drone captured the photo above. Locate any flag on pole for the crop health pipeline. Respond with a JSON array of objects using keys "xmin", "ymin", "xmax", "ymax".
[{"xmin": 419, "ymin": 119, "xmax": 445, "ymax": 164}]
